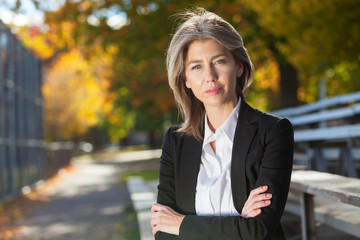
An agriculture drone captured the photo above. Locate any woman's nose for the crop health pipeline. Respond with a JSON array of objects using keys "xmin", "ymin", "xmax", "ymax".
[{"xmin": 204, "ymin": 65, "xmax": 218, "ymax": 82}]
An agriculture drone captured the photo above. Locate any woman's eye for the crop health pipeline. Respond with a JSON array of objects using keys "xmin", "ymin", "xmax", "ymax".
[
  {"xmin": 216, "ymin": 59, "xmax": 225, "ymax": 64},
  {"xmin": 191, "ymin": 65, "xmax": 201, "ymax": 70}
]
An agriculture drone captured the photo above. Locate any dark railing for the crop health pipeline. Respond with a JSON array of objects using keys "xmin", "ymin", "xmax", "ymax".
[{"xmin": 0, "ymin": 20, "xmax": 72, "ymax": 202}]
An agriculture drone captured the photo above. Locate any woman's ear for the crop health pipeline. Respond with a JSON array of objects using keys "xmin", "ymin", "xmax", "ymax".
[{"xmin": 236, "ymin": 63, "xmax": 244, "ymax": 78}]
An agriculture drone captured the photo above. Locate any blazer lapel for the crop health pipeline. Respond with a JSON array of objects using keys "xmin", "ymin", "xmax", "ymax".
[
  {"xmin": 177, "ymin": 99, "xmax": 258, "ymax": 215},
  {"xmin": 178, "ymin": 134, "xmax": 203, "ymax": 214},
  {"xmin": 231, "ymin": 99, "xmax": 258, "ymax": 213}
]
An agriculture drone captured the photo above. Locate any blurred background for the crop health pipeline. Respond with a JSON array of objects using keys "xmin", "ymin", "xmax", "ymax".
[
  {"xmin": 0, "ymin": 0, "xmax": 360, "ymax": 239},
  {"xmin": 1, "ymin": 0, "xmax": 359, "ymax": 147}
]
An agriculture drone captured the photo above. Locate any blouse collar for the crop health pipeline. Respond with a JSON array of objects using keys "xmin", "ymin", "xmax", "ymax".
[{"xmin": 203, "ymin": 98, "xmax": 241, "ymax": 145}]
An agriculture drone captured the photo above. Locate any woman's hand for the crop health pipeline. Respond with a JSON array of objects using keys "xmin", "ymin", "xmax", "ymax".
[
  {"xmin": 241, "ymin": 185, "xmax": 272, "ymax": 218},
  {"xmin": 150, "ymin": 203, "xmax": 185, "ymax": 236}
]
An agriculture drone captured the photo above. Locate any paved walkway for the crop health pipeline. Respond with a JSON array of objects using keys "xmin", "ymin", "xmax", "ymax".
[
  {"xmin": 12, "ymin": 149, "xmax": 359, "ymax": 240},
  {"xmin": 15, "ymin": 160, "xmax": 138, "ymax": 240}
]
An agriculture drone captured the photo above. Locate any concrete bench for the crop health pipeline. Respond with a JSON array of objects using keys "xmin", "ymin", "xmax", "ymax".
[
  {"xmin": 271, "ymin": 91, "xmax": 360, "ymax": 177},
  {"xmin": 126, "ymin": 176, "xmax": 156, "ymax": 240},
  {"xmin": 271, "ymin": 91, "xmax": 360, "ymax": 118},
  {"xmin": 286, "ymin": 170, "xmax": 360, "ymax": 240},
  {"xmin": 288, "ymin": 103, "xmax": 360, "ymax": 127},
  {"xmin": 293, "ymin": 124, "xmax": 360, "ymax": 177}
]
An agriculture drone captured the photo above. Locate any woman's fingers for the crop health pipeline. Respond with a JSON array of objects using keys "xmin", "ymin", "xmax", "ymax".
[
  {"xmin": 151, "ymin": 202, "xmax": 166, "ymax": 212},
  {"xmin": 241, "ymin": 199, "xmax": 270, "ymax": 218},
  {"xmin": 151, "ymin": 203, "xmax": 164, "ymax": 229},
  {"xmin": 247, "ymin": 186, "xmax": 271, "ymax": 205},
  {"xmin": 150, "ymin": 203, "xmax": 185, "ymax": 236},
  {"xmin": 247, "ymin": 208, "xmax": 262, "ymax": 218},
  {"xmin": 252, "ymin": 198, "xmax": 271, "ymax": 209},
  {"xmin": 251, "ymin": 192, "xmax": 272, "ymax": 203},
  {"xmin": 248, "ymin": 186, "xmax": 272, "ymax": 203},
  {"xmin": 241, "ymin": 185, "xmax": 272, "ymax": 218},
  {"xmin": 249, "ymin": 185, "xmax": 268, "ymax": 197}
]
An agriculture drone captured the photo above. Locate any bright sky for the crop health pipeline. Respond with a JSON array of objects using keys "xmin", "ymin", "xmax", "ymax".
[
  {"xmin": 0, "ymin": 0, "xmax": 128, "ymax": 30},
  {"xmin": 0, "ymin": 0, "xmax": 65, "ymax": 26}
]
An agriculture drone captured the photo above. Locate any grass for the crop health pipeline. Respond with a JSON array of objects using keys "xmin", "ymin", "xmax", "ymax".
[
  {"xmin": 119, "ymin": 205, "xmax": 140, "ymax": 240},
  {"xmin": 108, "ymin": 204, "xmax": 140, "ymax": 240},
  {"xmin": 121, "ymin": 169, "xmax": 159, "ymax": 182}
]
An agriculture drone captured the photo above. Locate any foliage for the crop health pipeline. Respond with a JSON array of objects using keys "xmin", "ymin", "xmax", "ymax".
[
  {"xmin": 42, "ymin": 47, "xmax": 116, "ymax": 140},
  {"xmin": 15, "ymin": 26, "xmax": 55, "ymax": 59},
  {"xmin": 242, "ymin": 0, "xmax": 360, "ymax": 103},
  {"xmin": 7, "ymin": 0, "xmax": 360, "ymax": 143},
  {"xmin": 38, "ymin": 0, "xmax": 181, "ymax": 142}
]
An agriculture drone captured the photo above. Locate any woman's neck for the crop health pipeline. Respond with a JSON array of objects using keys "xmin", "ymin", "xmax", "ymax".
[{"xmin": 205, "ymin": 99, "xmax": 238, "ymax": 132}]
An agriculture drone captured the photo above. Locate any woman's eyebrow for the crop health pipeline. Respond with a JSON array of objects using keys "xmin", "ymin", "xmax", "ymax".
[
  {"xmin": 187, "ymin": 59, "xmax": 202, "ymax": 66},
  {"xmin": 211, "ymin": 54, "xmax": 228, "ymax": 60},
  {"xmin": 186, "ymin": 54, "xmax": 228, "ymax": 66}
]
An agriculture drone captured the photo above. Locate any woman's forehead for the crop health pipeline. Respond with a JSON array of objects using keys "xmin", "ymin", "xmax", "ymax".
[{"xmin": 185, "ymin": 39, "xmax": 232, "ymax": 60}]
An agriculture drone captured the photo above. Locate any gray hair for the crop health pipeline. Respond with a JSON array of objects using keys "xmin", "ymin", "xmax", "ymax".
[{"xmin": 166, "ymin": 8, "xmax": 254, "ymax": 140}]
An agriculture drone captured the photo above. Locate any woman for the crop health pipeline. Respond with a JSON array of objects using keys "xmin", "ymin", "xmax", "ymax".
[{"xmin": 150, "ymin": 8, "xmax": 294, "ymax": 240}]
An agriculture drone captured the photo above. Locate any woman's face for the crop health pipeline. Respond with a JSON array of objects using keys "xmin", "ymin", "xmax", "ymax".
[{"xmin": 184, "ymin": 39, "xmax": 243, "ymax": 110}]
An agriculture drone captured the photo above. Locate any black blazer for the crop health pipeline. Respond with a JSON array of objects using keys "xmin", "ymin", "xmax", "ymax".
[{"xmin": 156, "ymin": 99, "xmax": 294, "ymax": 240}]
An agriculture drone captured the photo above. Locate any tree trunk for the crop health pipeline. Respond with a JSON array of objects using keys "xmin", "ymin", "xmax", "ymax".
[
  {"xmin": 148, "ymin": 130, "xmax": 156, "ymax": 148},
  {"xmin": 279, "ymin": 61, "xmax": 299, "ymax": 108}
]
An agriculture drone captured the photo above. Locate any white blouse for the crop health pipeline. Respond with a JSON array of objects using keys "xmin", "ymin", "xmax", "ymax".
[{"xmin": 195, "ymin": 98, "xmax": 241, "ymax": 216}]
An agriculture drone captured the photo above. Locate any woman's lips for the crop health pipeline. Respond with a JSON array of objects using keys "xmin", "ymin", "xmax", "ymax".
[{"xmin": 205, "ymin": 87, "xmax": 222, "ymax": 95}]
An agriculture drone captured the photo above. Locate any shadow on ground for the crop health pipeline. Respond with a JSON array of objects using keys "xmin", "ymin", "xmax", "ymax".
[{"xmin": 10, "ymin": 158, "xmax": 160, "ymax": 240}]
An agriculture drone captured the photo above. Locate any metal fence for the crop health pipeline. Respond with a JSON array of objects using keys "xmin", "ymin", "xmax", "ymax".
[{"xmin": 0, "ymin": 21, "xmax": 71, "ymax": 202}]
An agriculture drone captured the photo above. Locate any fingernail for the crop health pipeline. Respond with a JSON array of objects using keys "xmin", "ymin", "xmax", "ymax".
[
  {"xmin": 262, "ymin": 186, "xmax": 267, "ymax": 189},
  {"xmin": 266, "ymin": 200, "xmax": 271, "ymax": 204},
  {"xmin": 267, "ymin": 193, "xmax": 272, "ymax": 198}
]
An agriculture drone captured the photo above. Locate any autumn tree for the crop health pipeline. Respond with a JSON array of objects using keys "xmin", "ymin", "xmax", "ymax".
[
  {"xmin": 40, "ymin": 0, "xmax": 184, "ymax": 145},
  {"xmin": 9, "ymin": 0, "xmax": 360, "ymax": 144},
  {"xmin": 243, "ymin": 0, "xmax": 360, "ymax": 103},
  {"xmin": 42, "ymin": 47, "xmax": 117, "ymax": 141}
]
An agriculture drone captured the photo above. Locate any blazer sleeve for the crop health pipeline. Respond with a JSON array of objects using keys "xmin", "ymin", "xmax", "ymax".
[
  {"xmin": 179, "ymin": 118, "xmax": 294, "ymax": 240},
  {"xmin": 155, "ymin": 126, "xmax": 180, "ymax": 240}
]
